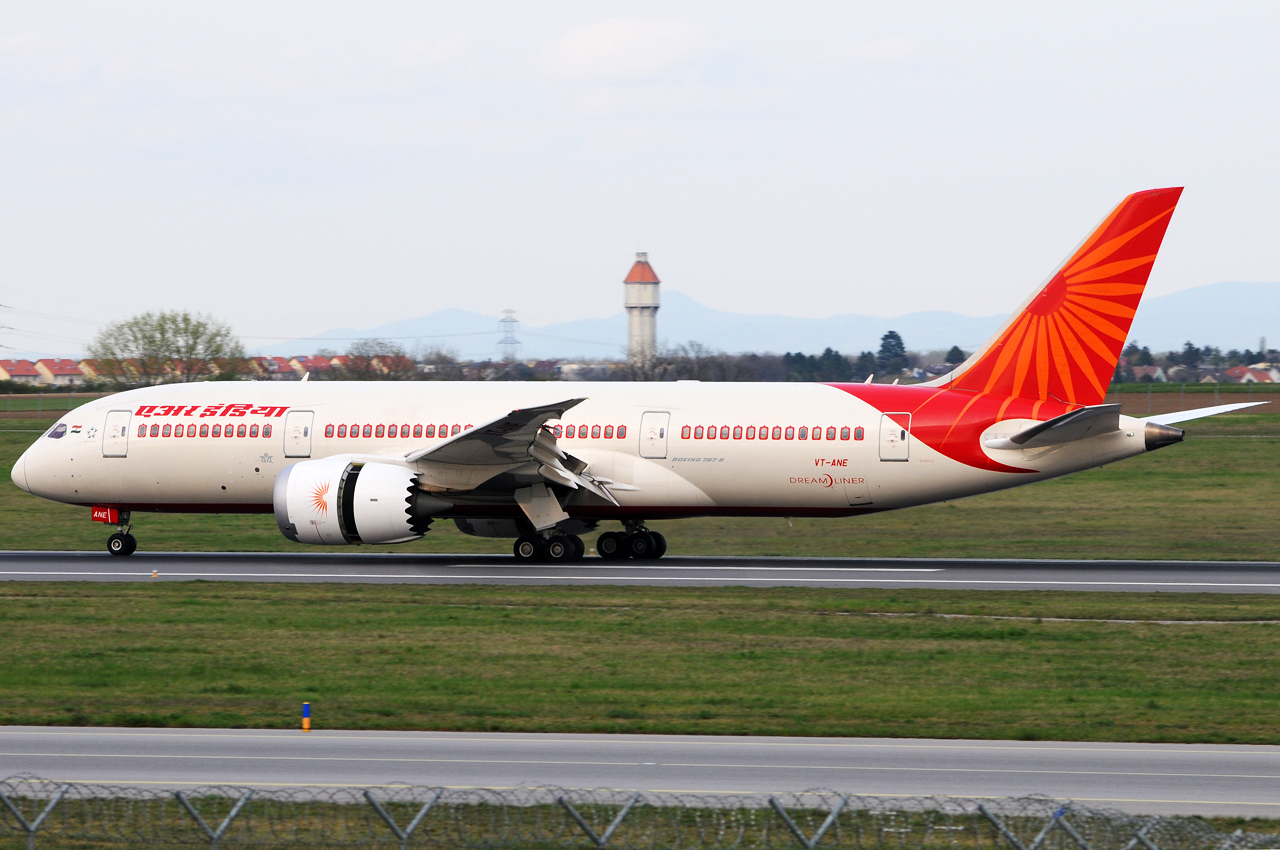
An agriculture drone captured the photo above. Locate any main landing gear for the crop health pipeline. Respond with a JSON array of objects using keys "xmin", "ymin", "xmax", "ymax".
[
  {"xmin": 513, "ymin": 533, "xmax": 586, "ymax": 563},
  {"xmin": 596, "ymin": 523, "xmax": 667, "ymax": 561},
  {"xmin": 107, "ymin": 511, "xmax": 137, "ymax": 557}
]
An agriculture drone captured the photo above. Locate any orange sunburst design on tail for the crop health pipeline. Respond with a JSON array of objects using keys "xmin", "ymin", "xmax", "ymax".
[
  {"xmin": 949, "ymin": 187, "xmax": 1183, "ymax": 407},
  {"xmin": 309, "ymin": 481, "xmax": 330, "ymax": 516}
]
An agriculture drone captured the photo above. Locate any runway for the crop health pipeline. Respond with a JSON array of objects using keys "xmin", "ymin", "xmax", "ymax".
[
  {"xmin": 2, "ymin": 551, "xmax": 1280, "ymax": 592},
  {"xmin": 2, "ymin": 727, "xmax": 1278, "ymax": 816}
]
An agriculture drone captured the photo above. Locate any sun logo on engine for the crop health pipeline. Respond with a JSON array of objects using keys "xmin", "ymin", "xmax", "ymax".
[{"xmin": 309, "ymin": 481, "xmax": 330, "ymax": 516}]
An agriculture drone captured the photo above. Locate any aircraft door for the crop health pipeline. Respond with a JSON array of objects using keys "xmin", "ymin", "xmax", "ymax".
[
  {"xmin": 102, "ymin": 410, "xmax": 131, "ymax": 458},
  {"xmin": 284, "ymin": 411, "xmax": 314, "ymax": 458},
  {"xmin": 638, "ymin": 411, "xmax": 670, "ymax": 459},
  {"xmin": 879, "ymin": 413, "xmax": 911, "ymax": 461}
]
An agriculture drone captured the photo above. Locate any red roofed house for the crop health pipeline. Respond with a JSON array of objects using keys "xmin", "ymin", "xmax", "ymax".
[
  {"xmin": 1225, "ymin": 365, "xmax": 1279, "ymax": 384},
  {"xmin": 0, "ymin": 359, "xmax": 42, "ymax": 385},
  {"xmin": 254, "ymin": 356, "xmax": 300, "ymax": 381},
  {"xmin": 35, "ymin": 358, "xmax": 86, "ymax": 387},
  {"xmin": 289, "ymin": 355, "xmax": 332, "ymax": 377}
]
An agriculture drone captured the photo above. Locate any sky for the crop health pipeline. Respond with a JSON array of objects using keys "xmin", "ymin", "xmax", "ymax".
[{"xmin": 2, "ymin": 2, "xmax": 1279, "ymax": 358}]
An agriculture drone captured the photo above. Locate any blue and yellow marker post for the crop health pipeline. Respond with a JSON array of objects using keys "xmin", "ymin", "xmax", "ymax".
[{"xmin": 302, "ymin": 702, "xmax": 311, "ymax": 733}]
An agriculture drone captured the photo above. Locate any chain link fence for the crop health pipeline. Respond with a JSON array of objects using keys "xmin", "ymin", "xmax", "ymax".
[{"xmin": 2, "ymin": 775, "xmax": 1276, "ymax": 850}]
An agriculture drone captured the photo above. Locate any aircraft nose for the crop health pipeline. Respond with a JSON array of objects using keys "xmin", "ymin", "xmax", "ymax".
[{"xmin": 11, "ymin": 451, "xmax": 30, "ymax": 493}]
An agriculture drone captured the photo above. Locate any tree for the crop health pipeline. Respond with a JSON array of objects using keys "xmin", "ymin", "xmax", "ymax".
[
  {"xmin": 87, "ymin": 311, "xmax": 244, "ymax": 385},
  {"xmin": 852, "ymin": 351, "xmax": 877, "ymax": 380},
  {"xmin": 945, "ymin": 346, "xmax": 966, "ymax": 365},
  {"xmin": 876, "ymin": 331, "xmax": 909, "ymax": 376},
  {"xmin": 1179, "ymin": 341, "xmax": 1203, "ymax": 369},
  {"xmin": 332, "ymin": 338, "xmax": 417, "ymax": 380}
]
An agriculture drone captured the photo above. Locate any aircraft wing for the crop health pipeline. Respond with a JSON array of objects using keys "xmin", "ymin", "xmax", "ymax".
[
  {"xmin": 404, "ymin": 397, "xmax": 618, "ymax": 508},
  {"xmin": 984, "ymin": 404, "xmax": 1121, "ymax": 450}
]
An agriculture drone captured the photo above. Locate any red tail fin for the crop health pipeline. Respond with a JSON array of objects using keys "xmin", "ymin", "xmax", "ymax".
[{"xmin": 945, "ymin": 187, "xmax": 1183, "ymax": 407}]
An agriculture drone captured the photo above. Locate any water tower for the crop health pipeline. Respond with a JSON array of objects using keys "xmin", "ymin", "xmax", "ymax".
[{"xmin": 624, "ymin": 252, "xmax": 660, "ymax": 365}]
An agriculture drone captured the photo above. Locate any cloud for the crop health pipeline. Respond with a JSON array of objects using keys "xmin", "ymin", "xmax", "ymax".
[
  {"xmin": 845, "ymin": 36, "xmax": 912, "ymax": 65},
  {"xmin": 541, "ymin": 18, "xmax": 701, "ymax": 82}
]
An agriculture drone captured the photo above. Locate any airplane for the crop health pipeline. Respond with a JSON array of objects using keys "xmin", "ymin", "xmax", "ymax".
[{"xmin": 11, "ymin": 186, "xmax": 1264, "ymax": 560}]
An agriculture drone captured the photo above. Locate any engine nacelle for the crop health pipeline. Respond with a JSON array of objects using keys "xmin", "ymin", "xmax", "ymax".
[{"xmin": 274, "ymin": 457, "xmax": 450, "ymax": 545}]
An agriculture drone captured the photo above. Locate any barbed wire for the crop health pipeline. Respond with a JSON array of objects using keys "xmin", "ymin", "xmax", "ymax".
[{"xmin": 1, "ymin": 775, "xmax": 1275, "ymax": 850}]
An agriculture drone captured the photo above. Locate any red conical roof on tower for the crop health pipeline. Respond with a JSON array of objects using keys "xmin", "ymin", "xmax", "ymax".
[{"xmin": 624, "ymin": 252, "xmax": 660, "ymax": 283}]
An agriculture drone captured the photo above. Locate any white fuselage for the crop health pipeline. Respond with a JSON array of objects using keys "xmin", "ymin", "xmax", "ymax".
[{"xmin": 13, "ymin": 380, "xmax": 1150, "ymax": 524}]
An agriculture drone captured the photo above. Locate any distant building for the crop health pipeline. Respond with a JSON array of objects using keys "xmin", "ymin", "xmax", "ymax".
[
  {"xmin": 0, "ymin": 359, "xmax": 41, "ymax": 385},
  {"xmin": 289, "ymin": 356, "xmax": 332, "ymax": 376},
  {"xmin": 253, "ymin": 356, "xmax": 299, "ymax": 380},
  {"xmin": 624, "ymin": 252, "xmax": 660, "ymax": 366},
  {"xmin": 1130, "ymin": 366, "xmax": 1167, "ymax": 382},
  {"xmin": 1225, "ymin": 365, "xmax": 1278, "ymax": 384},
  {"xmin": 35, "ymin": 359, "xmax": 85, "ymax": 387}
]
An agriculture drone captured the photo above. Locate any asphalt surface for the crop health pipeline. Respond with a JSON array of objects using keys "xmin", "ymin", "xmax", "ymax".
[
  {"xmin": 3, "ymin": 727, "xmax": 1278, "ymax": 816},
  {"xmin": 2, "ymin": 551, "xmax": 1280, "ymax": 592}
]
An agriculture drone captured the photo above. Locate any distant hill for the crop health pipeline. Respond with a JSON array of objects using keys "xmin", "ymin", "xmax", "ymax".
[{"xmin": 250, "ymin": 281, "xmax": 1280, "ymax": 361}]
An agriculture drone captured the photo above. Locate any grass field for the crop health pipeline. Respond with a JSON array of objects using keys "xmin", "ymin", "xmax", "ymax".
[
  {"xmin": 2, "ymin": 584, "xmax": 1280, "ymax": 743},
  {"xmin": 3, "ymin": 411, "xmax": 1277, "ymax": 559}
]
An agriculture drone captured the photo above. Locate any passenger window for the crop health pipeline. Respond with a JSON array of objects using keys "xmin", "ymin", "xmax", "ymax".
[
  {"xmin": 760, "ymin": 424, "xmax": 770, "ymax": 439},
  {"xmin": 200, "ymin": 424, "xmax": 209, "ymax": 437},
  {"xmin": 439, "ymin": 423, "xmax": 447, "ymax": 436},
  {"xmin": 387, "ymin": 425, "xmax": 397, "ymax": 438},
  {"xmin": 225, "ymin": 425, "xmax": 234, "ymax": 437},
  {"xmin": 338, "ymin": 425, "xmax": 346, "ymax": 437},
  {"xmin": 617, "ymin": 425, "xmax": 626, "ymax": 439},
  {"xmin": 451, "ymin": 425, "xmax": 460, "ymax": 436},
  {"xmin": 604, "ymin": 425, "xmax": 613, "ymax": 438},
  {"xmin": 798, "ymin": 426, "xmax": 807, "ymax": 440},
  {"xmin": 812, "ymin": 425, "xmax": 822, "ymax": 440},
  {"xmin": 552, "ymin": 425, "xmax": 562, "ymax": 438},
  {"xmin": 237, "ymin": 424, "xmax": 246, "ymax": 437},
  {"xmin": 325, "ymin": 425, "xmax": 334, "ymax": 438},
  {"xmin": 854, "ymin": 426, "xmax": 865, "ymax": 440},
  {"xmin": 175, "ymin": 424, "xmax": 184, "ymax": 437},
  {"xmin": 375, "ymin": 425, "xmax": 385, "ymax": 438},
  {"xmin": 349, "ymin": 423, "xmax": 357, "ymax": 437},
  {"xmin": 138, "ymin": 425, "xmax": 147, "ymax": 437},
  {"xmin": 784, "ymin": 426, "xmax": 794, "ymax": 440},
  {"xmin": 402, "ymin": 423, "xmax": 410, "ymax": 435},
  {"xmin": 693, "ymin": 426, "xmax": 703, "ymax": 439},
  {"xmin": 151, "ymin": 424, "xmax": 160, "ymax": 437},
  {"xmin": 263, "ymin": 425, "xmax": 272, "ymax": 438},
  {"xmin": 706, "ymin": 425, "xmax": 716, "ymax": 440},
  {"xmin": 841, "ymin": 427, "xmax": 851, "ymax": 440},
  {"xmin": 250, "ymin": 424, "xmax": 259, "ymax": 437},
  {"xmin": 681, "ymin": 425, "xmax": 691, "ymax": 439},
  {"xmin": 720, "ymin": 426, "xmax": 729, "ymax": 439},
  {"xmin": 162, "ymin": 424, "xmax": 171, "ymax": 437},
  {"xmin": 746, "ymin": 426, "xmax": 755, "ymax": 439},
  {"xmin": 425, "ymin": 425, "xmax": 435, "ymax": 437},
  {"xmin": 591, "ymin": 425, "xmax": 601, "ymax": 438},
  {"xmin": 733, "ymin": 426, "xmax": 743, "ymax": 439},
  {"xmin": 414, "ymin": 425, "xmax": 422, "ymax": 438},
  {"xmin": 772, "ymin": 426, "xmax": 782, "ymax": 440},
  {"xmin": 363, "ymin": 425, "xmax": 372, "ymax": 438},
  {"xmin": 566, "ymin": 425, "xmax": 575, "ymax": 438},
  {"xmin": 826, "ymin": 426, "xmax": 837, "ymax": 440},
  {"xmin": 212, "ymin": 424, "xmax": 221, "ymax": 437}
]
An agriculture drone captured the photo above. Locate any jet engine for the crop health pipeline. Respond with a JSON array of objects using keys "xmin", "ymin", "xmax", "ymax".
[{"xmin": 274, "ymin": 457, "xmax": 450, "ymax": 545}]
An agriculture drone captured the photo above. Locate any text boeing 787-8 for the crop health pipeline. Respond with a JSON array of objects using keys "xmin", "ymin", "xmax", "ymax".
[{"xmin": 11, "ymin": 187, "xmax": 1261, "ymax": 560}]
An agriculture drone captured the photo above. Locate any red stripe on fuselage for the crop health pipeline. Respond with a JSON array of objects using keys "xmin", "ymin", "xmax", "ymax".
[{"xmin": 825, "ymin": 383, "xmax": 1077, "ymax": 473}]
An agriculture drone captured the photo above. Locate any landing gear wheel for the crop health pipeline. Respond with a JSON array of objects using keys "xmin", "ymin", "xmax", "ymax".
[
  {"xmin": 647, "ymin": 531, "xmax": 666, "ymax": 559},
  {"xmin": 597, "ymin": 532, "xmax": 628, "ymax": 560},
  {"xmin": 544, "ymin": 535, "xmax": 572, "ymax": 562},
  {"xmin": 107, "ymin": 533, "xmax": 134, "ymax": 557},
  {"xmin": 628, "ymin": 531, "xmax": 657, "ymax": 559},
  {"xmin": 513, "ymin": 535, "xmax": 544, "ymax": 562},
  {"xmin": 567, "ymin": 535, "xmax": 585, "ymax": 561}
]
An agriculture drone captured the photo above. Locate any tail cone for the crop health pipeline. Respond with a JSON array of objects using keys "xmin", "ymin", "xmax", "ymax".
[{"xmin": 1144, "ymin": 422, "xmax": 1185, "ymax": 451}]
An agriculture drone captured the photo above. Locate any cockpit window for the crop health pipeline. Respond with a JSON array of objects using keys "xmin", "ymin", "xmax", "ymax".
[{"xmin": 47, "ymin": 423, "xmax": 67, "ymax": 439}]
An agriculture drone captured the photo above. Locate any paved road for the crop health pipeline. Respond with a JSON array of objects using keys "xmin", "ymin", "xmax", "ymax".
[
  {"xmin": 2, "ymin": 727, "xmax": 1278, "ymax": 816},
  {"xmin": 2, "ymin": 551, "xmax": 1280, "ymax": 592}
]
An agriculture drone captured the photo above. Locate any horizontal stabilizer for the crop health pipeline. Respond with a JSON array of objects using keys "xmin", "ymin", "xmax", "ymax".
[
  {"xmin": 984, "ymin": 404, "xmax": 1121, "ymax": 450},
  {"xmin": 1143, "ymin": 401, "xmax": 1269, "ymax": 426}
]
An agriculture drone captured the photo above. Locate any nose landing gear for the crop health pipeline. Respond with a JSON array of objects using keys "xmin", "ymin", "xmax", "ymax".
[{"xmin": 106, "ymin": 511, "xmax": 137, "ymax": 557}]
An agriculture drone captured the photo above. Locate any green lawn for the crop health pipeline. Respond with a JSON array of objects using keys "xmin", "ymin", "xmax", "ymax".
[
  {"xmin": 3, "ymin": 584, "xmax": 1280, "ymax": 742},
  {"xmin": 3, "ymin": 413, "xmax": 1277, "ymax": 559}
]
